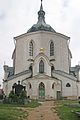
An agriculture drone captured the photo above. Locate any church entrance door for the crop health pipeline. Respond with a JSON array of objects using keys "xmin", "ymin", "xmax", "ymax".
[
  {"xmin": 57, "ymin": 91, "xmax": 62, "ymax": 100},
  {"xmin": 39, "ymin": 82, "xmax": 45, "ymax": 99}
]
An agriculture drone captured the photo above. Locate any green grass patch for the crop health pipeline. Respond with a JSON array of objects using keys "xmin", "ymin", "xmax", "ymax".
[
  {"xmin": 0, "ymin": 100, "xmax": 41, "ymax": 120},
  {"xmin": 0, "ymin": 105, "xmax": 27, "ymax": 120},
  {"xmin": 26, "ymin": 100, "xmax": 41, "ymax": 108},
  {"xmin": 55, "ymin": 100, "xmax": 80, "ymax": 120}
]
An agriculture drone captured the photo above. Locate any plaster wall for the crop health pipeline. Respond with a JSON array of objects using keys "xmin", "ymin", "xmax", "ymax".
[{"xmin": 15, "ymin": 31, "xmax": 70, "ymax": 74}]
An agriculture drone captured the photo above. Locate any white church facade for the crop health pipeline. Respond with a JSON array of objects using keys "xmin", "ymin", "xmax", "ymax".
[{"xmin": 3, "ymin": 0, "xmax": 80, "ymax": 100}]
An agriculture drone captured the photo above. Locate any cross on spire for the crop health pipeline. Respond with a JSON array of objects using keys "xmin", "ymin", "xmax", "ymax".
[{"xmin": 40, "ymin": 0, "xmax": 43, "ymax": 11}]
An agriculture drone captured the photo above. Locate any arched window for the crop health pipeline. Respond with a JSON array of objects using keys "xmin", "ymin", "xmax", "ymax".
[
  {"xmin": 50, "ymin": 41, "xmax": 54, "ymax": 56},
  {"xmin": 29, "ymin": 83, "xmax": 32, "ymax": 89},
  {"xmin": 39, "ymin": 60, "xmax": 44, "ymax": 73},
  {"xmin": 51, "ymin": 66, "xmax": 55, "ymax": 71},
  {"xmin": 29, "ymin": 64, "xmax": 32, "ymax": 71},
  {"xmin": 39, "ymin": 82, "xmax": 45, "ymax": 90},
  {"xmin": 52, "ymin": 83, "xmax": 55, "ymax": 89},
  {"xmin": 51, "ymin": 65, "xmax": 55, "ymax": 76},
  {"xmin": 66, "ymin": 83, "xmax": 71, "ymax": 87},
  {"xmin": 29, "ymin": 41, "xmax": 33, "ymax": 56}
]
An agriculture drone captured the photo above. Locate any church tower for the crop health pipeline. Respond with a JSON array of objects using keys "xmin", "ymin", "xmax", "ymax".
[{"xmin": 13, "ymin": 0, "xmax": 71, "ymax": 76}]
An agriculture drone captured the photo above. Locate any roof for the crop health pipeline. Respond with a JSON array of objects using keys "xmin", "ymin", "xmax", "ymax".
[
  {"xmin": 14, "ymin": 1, "xmax": 70, "ymax": 40},
  {"xmin": 53, "ymin": 70, "xmax": 77, "ymax": 81},
  {"xmin": 27, "ymin": 0, "xmax": 56, "ymax": 33},
  {"xmin": 14, "ymin": 31, "xmax": 70, "ymax": 40}
]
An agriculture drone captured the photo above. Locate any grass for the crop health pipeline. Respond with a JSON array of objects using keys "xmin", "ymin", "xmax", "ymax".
[
  {"xmin": 55, "ymin": 100, "xmax": 80, "ymax": 120},
  {"xmin": 0, "ymin": 100, "xmax": 41, "ymax": 120},
  {"xmin": 26, "ymin": 100, "xmax": 41, "ymax": 108},
  {"xmin": 0, "ymin": 104, "xmax": 27, "ymax": 120}
]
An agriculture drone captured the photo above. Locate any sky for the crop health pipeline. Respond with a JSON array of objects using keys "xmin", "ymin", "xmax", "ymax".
[{"xmin": 0, "ymin": 0, "xmax": 80, "ymax": 86}]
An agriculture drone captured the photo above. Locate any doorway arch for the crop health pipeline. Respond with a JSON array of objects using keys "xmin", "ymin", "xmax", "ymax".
[{"xmin": 39, "ymin": 82, "xmax": 45, "ymax": 99}]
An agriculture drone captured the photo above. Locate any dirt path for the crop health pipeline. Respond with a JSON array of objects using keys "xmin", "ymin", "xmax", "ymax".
[{"xmin": 26, "ymin": 101, "xmax": 60, "ymax": 120}]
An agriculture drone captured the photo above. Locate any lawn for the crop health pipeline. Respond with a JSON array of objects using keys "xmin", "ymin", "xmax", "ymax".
[
  {"xmin": 0, "ymin": 100, "xmax": 41, "ymax": 120},
  {"xmin": 55, "ymin": 100, "xmax": 80, "ymax": 120}
]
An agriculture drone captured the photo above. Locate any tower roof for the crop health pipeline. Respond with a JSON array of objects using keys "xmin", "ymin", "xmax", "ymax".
[{"xmin": 27, "ymin": 0, "xmax": 56, "ymax": 33}]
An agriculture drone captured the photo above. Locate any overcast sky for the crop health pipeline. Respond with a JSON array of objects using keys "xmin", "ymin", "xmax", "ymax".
[{"xmin": 0, "ymin": 0, "xmax": 80, "ymax": 86}]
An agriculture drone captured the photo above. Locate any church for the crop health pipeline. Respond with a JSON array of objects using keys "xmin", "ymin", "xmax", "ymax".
[{"xmin": 3, "ymin": 0, "xmax": 80, "ymax": 100}]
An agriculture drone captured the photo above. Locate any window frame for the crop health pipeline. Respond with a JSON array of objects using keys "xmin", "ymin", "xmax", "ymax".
[
  {"xmin": 39, "ymin": 60, "xmax": 44, "ymax": 73},
  {"xmin": 29, "ymin": 41, "xmax": 33, "ymax": 56},
  {"xmin": 50, "ymin": 41, "xmax": 54, "ymax": 56}
]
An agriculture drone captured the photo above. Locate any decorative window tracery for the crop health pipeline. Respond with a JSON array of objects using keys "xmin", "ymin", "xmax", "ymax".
[
  {"xmin": 50, "ymin": 41, "xmax": 54, "ymax": 56},
  {"xmin": 66, "ymin": 83, "xmax": 71, "ymax": 87}
]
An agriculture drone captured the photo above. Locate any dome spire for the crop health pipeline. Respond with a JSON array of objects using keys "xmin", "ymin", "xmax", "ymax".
[
  {"xmin": 38, "ymin": 0, "xmax": 45, "ymax": 23},
  {"xmin": 27, "ymin": 0, "xmax": 56, "ymax": 33},
  {"xmin": 40, "ymin": 0, "xmax": 43, "ymax": 11}
]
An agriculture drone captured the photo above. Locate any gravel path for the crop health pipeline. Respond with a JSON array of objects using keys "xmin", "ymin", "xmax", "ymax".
[{"xmin": 26, "ymin": 101, "xmax": 60, "ymax": 120}]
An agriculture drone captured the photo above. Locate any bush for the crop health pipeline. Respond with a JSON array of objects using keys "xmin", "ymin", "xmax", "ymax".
[
  {"xmin": 8, "ymin": 90, "xmax": 18, "ymax": 103},
  {"xmin": 4, "ymin": 89, "xmax": 28, "ymax": 104},
  {"xmin": 9, "ymin": 90, "xmax": 15, "ymax": 98},
  {"xmin": 19, "ymin": 90, "xmax": 27, "ymax": 99}
]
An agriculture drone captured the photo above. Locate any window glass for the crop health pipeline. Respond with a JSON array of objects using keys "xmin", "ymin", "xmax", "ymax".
[
  {"xmin": 50, "ymin": 41, "xmax": 54, "ymax": 56},
  {"xmin": 29, "ymin": 41, "xmax": 33, "ymax": 56},
  {"xmin": 39, "ymin": 60, "xmax": 44, "ymax": 73}
]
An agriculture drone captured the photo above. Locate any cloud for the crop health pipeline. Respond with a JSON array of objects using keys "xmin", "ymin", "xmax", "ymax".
[
  {"xmin": 62, "ymin": 0, "xmax": 69, "ymax": 7},
  {"xmin": 0, "ymin": 11, "xmax": 6, "ymax": 20}
]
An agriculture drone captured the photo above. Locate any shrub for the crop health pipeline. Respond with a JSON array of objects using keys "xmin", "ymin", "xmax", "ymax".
[
  {"xmin": 19, "ymin": 90, "xmax": 27, "ymax": 99},
  {"xmin": 4, "ymin": 89, "xmax": 28, "ymax": 104},
  {"xmin": 9, "ymin": 90, "xmax": 15, "ymax": 99}
]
